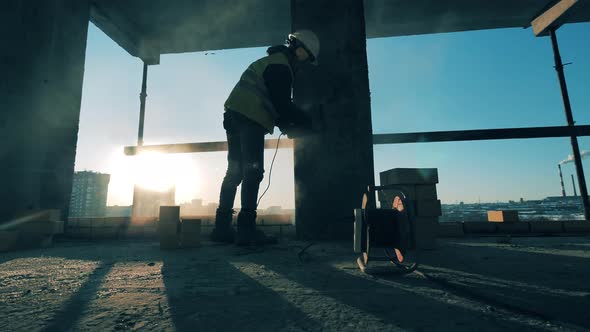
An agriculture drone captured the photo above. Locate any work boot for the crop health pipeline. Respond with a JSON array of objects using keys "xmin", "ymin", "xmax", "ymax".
[
  {"xmin": 236, "ymin": 209, "xmax": 277, "ymax": 246},
  {"xmin": 210, "ymin": 208, "xmax": 235, "ymax": 243}
]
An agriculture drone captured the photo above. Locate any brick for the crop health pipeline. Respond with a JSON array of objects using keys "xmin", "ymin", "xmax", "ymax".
[
  {"xmin": 67, "ymin": 218, "xmax": 79, "ymax": 227},
  {"xmin": 159, "ymin": 221, "xmax": 179, "ymax": 235},
  {"xmin": 19, "ymin": 220, "xmax": 64, "ymax": 235},
  {"xmin": 415, "ymin": 184, "xmax": 438, "ymax": 200},
  {"xmin": 413, "ymin": 200, "xmax": 442, "ymax": 217},
  {"xmin": 464, "ymin": 222, "xmax": 497, "ymax": 233},
  {"xmin": 414, "ymin": 217, "xmax": 438, "ymax": 249},
  {"xmin": 497, "ymin": 222, "xmax": 530, "ymax": 234},
  {"xmin": 0, "ymin": 231, "xmax": 19, "ymax": 252},
  {"xmin": 90, "ymin": 218, "xmax": 107, "ymax": 227},
  {"xmin": 182, "ymin": 219, "xmax": 202, "ymax": 232},
  {"xmin": 103, "ymin": 217, "xmax": 129, "ymax": 227},
  {"xmin": 380, "ymin": 168, "xmax": 438, "ymax": 185},
  {"xmin": 121, "ymin": 225, "xmax": 144, "ymax": 238},
  {"xmin": 437, "ymin": 222, "xmax": 464, "ymax": 237},
  {"xmin": 530, "ymin": 221, "xmax": 564, "ymax": 233},
  {"xmin": 487, "ymin": 210, "xmax": 519, "ymax": 223},
  {"xmin": 159, "ymin": 206, "xmax": 180, "ymax": 223},
  {"xmin": 563, "ymin": 221, "xmax": 590, "ymax": 233},
  {"xmin": 77, "ymin": 218, "xmax": 93, "ymax": 227},
  {"xmin": 66, "ymin": 227, "xmax": 92, "ymax": 239},
  {"xmin": 92, "ymin": 227, "xmax": 119, "ymax": 240}
]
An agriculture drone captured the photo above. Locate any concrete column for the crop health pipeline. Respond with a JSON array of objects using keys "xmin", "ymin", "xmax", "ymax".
[
  {"xmin": 0, "ymin": 0, "xmax": 90, "ymax": 222},
  {"xmin": 291, "ymin": 0, "xmax": 375, "ymax": 239}
]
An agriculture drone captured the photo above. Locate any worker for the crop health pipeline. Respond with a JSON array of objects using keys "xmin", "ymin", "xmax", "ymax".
[{"xmin": 210, "ymin": 30, "xmax": 321, "ymax": 245}]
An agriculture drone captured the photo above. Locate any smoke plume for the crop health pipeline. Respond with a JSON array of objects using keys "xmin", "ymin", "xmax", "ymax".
[{"xmin": 559, "ymin": 150, "xmax": 590, "ymax": 165}]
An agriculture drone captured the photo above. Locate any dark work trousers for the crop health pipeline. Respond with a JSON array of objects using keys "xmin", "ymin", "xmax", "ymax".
[{"xmin": 218, "ymin": 110, "xmax": 266, "ymax": 212}]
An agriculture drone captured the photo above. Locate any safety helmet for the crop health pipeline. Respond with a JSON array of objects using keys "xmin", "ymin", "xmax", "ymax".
[{"xmin": 288, "ymin": 30, "xmax": 320, "ymax": 64}]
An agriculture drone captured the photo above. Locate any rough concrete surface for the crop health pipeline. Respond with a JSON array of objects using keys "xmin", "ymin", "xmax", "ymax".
[{"xmin": 1, "ymin": 236, "xmax": 589, "ymax": 331}]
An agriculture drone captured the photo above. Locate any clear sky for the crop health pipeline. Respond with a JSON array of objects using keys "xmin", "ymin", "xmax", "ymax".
[{"xmin": 75, "ymin": 22, "xmax": 590, "ymax": 208}]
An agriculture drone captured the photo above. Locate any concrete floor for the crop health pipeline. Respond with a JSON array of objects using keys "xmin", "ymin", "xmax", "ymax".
[{"xmin": 1, "ymin": 236, "xmax": 589, "ymax": 331}]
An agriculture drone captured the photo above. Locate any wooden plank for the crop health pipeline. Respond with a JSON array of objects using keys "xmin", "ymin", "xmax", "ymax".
[
  {"xmin": 122, "ymin": 125, "xmax": 590, "ymax": 155},
  {"xmin": 532, "ymin": 0, "xmax": 579, "ymax": 36}
]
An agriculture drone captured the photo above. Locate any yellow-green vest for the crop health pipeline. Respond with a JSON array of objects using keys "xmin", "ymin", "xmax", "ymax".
[{"xmin": 224, "ymin": 52, "xmax": 294, "ymax": 134}]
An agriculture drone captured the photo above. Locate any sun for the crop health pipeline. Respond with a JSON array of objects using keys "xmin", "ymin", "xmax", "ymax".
[{"xmin": 106, "ymin": 149, "xmax": 201, "ymax": 205}]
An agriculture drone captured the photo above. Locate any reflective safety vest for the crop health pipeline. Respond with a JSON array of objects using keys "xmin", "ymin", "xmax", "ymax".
[{"xmin": 224, "ymin": 52, "xmax": 294, "ymax": 134}]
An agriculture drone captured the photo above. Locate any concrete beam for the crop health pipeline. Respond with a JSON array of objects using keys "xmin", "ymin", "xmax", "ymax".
[
  {"xmin": 90, "ymin": 2, "xmax": 160, "ymax": 64},
  {"xmin": 292, "ymin": 0, "xmax": 375, "ymax": 240}
]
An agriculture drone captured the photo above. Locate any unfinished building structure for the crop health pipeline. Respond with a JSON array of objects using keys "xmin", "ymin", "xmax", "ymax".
[{"xmin": 2, "ymin": 0, "xmax": 590, "ymax": 240}]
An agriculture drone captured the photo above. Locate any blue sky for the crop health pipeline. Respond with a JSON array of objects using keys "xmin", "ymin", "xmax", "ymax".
[{"xmin": 75, "ymin": 22, "xmax": 590, "ymax": 208}]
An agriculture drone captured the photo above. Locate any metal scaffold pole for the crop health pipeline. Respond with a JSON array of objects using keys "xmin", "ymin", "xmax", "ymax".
[
  {"xmin": 132, "ymin": 62, "xmax": 149, "ymax": 217},
  {"xmin": 549, "ymin": 28, "xmax": 590, "ymax": 221},
  {"xmin": 137, "ymin": 62, "xmax": 149, "ymax": 146}
]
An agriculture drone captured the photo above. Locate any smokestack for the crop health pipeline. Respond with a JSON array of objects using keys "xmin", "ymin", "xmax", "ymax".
[
  {"xmin": 571, "ymin": 174, "xmax": 578, "ymax": 196},
  {"xmin": 558, "ymin": 164, "xmax": 566, "ymax": 197}
]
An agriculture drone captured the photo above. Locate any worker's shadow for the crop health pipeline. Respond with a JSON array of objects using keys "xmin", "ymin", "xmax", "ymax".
[{"xmin": 160, "ymin": 244, "xmax": 321, "ymax": 331}]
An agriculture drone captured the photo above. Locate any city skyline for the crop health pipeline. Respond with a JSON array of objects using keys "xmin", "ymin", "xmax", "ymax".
[{"xmin": 75, "ymin": 22, "xmax": 590, "ymax": 209}]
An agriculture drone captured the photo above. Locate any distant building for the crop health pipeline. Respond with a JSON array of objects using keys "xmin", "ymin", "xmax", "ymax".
[
  {"xmin": 106, "ymin": 205, "xmax": 132, "ymax": 217},
  {"xmin": 205, "ymin": 202, "xmax": 218, "ymax": 215},
  {"xmin": 180, "ymin": 199, "xmax": 204, "ymax": 216},
  {"xmin": 132, "ymin": 186, "xmax": 175, "ymax": 217},
  {"xmin": 69, "ymin": 171, "xmax": 110, "ymax": 217},
  {"xmin": 263, "ymin": 206, "xmax": 283, "ymax": 215}
]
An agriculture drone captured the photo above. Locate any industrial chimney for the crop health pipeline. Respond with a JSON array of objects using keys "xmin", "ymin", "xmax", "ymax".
[
  {"xmin": 558, "ymin": 164, "xmax": 566, "ymax": 197},
  {"xmin": 571, "ymin": 174, "xmax": 578, "ymax": 196}
]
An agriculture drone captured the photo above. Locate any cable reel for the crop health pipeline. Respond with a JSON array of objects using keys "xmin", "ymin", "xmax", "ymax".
[{"xmin": 354, "ymin": 185, "xmax": 419, "ymax": 274}]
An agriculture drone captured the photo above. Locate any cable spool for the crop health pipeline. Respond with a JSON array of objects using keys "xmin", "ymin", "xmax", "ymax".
[{"xmin": 354, "ymin": 185, "xmax": 419, "ymax": 274}]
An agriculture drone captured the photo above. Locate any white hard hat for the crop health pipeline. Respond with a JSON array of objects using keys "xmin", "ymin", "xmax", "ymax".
[{"xmin": 288, "ymin": 30, "xmax": 320, "ymax": 64}]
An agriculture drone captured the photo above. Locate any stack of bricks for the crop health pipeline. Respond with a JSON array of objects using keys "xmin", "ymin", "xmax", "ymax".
[
  {"xmin": 181, "ymin": 218, "xmax": 202, "ymax": 248},
  {"xmin": 159, "ymin": 206, "xmax": 181, "ymax": 249},
  {"xmin": 379, "ymin": 168, "xmax": 441, "ymax": 249},
  {"xmin": 1, "ymin": 209, "xmax": 64, "ymax": 252}
]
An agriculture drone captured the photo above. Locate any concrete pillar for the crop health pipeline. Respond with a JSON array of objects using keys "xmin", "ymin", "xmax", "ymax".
[
  {"xmin": 291, "ymin": 0, "xmax": 375, "ymax": 239},
  {"xmin": 0, "ymin": 0, "xmax": 90, "ymax": 222}
]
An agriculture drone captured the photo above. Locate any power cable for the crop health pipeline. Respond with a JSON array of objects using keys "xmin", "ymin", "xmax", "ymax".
[{"xmin": 257, "ymin": 133, "xmax": 283, "ymax": 207}]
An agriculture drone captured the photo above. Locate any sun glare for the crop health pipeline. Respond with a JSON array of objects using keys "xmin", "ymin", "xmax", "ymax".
[{"xmin": 106, "ymin": 149, "xmax": 201, "ymax": 205}]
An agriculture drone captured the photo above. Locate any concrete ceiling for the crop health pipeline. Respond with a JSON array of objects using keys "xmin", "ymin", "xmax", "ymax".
[{"xmin": 89, "ymin": 0, "xmax": 590, "ymax": 63}]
